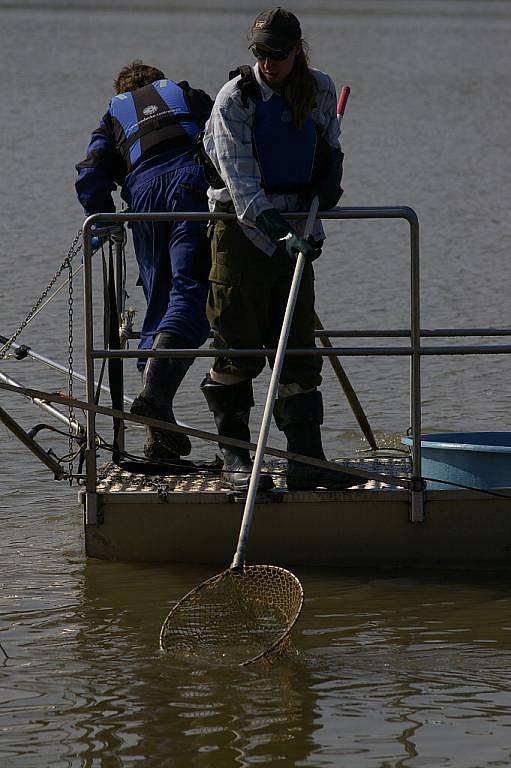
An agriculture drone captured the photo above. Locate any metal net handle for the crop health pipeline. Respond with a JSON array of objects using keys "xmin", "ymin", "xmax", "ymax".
[{"xmin": 232, "ymin": 197, "xmax": 320, "ymax": 569}]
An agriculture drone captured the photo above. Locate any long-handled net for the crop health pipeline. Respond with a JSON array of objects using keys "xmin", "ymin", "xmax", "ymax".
[
  {"xmin": 160, "ymin": 197, "xmax": 320, "ymax": 665},
  {"xmin": 160, "ymin": 565, "xmax": 303, "ymax": 666}
]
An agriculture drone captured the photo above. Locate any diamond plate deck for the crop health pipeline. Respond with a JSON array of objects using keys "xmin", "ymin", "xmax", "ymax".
[{"xmin": 96, "ymin": 455, "xmax": 412, "ymax": 495}]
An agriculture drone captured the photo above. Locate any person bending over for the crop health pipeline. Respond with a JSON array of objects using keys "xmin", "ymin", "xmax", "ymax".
[{"xmin": 76, "ymin": 60, "xmax": 213, "ymax": 461}]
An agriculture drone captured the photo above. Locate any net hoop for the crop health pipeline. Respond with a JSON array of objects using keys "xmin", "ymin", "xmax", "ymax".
[{"xmin": 160, "ymin": 564, "xmax": 304, "ymax": 666}]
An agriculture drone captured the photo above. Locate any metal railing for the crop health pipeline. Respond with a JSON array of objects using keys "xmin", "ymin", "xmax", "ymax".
[
  {"xmin": 81, "ymin": 207, "xmax": 421, "ymax": 520},
  {"xmin": 81, "ymin": 206, "xmax": 509, "ymax": 524}
]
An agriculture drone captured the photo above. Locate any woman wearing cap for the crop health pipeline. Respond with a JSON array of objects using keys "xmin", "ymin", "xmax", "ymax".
[{"xmin": 201, "ymin": 7, "xmax": 360, "ymax": 492}]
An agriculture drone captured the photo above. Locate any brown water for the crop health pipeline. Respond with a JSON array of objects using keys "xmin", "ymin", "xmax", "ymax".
[{"xmin": 2, "ymin": 1, "xmax": 511, "ymax": 765}]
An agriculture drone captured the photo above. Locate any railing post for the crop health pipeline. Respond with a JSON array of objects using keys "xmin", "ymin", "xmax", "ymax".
[
  {"xmin": 81, "ymin": 207, "xmax": 423, "ymax": 521},
  {"xmin": 82, "ymin": 217, "xmax": 98, "ymax": 509},
  {"xmin": 114, "ymin": 232, "xmax": 125, "ymax": 454},
  {"xmin": 408, "ymin": 210, "xmax": 425, "ymax": 522}
]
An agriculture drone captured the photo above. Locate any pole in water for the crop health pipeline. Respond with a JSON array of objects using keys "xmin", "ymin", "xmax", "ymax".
[
  {"xmin": 159, "ymin": 200, "xmax": 320, "ymax": 666},
  {"xmin": 231, "ymin": 196, "xmax": 320, "ymax": 570}
]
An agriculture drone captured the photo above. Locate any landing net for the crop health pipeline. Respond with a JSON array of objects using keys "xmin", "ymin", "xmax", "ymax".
[{"xmin": 159, "ymin": 564, "xmax": 303, "ymax": 666}]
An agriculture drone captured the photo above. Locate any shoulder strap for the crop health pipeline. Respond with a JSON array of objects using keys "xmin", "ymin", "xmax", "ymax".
[
  {"xmin": 119, "ymin": 112, "xmax": 192, "ymax": 159},
  {"xmin": 177, "ymin": 80, "xmax": 214, "ymax": 128},
  {"xmin": 192, "ymin": 130, "xmax": 225, "ymax": 189},
  {"xmin": 228, "ymin": 65, "xmax": 262, "ymax": 108}
]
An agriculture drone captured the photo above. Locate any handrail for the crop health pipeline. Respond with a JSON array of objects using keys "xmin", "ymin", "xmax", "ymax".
[
  {"xmin": 122, "ymin": 327, "xmax": 511, "ymax": 339},
  {"xmin": 82, "ymin": 206, "xmax": 424, "ymax": 520},
  {"xmin": 90, "ymin": 345, "xmax": 511, "ymax": 358},
  {"xmin": 83, "ymin": 207, "xmax": 419, "ymax": 225}
]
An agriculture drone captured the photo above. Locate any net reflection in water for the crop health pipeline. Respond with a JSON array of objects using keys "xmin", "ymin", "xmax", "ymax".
[{"xmin": 160, "ymin": 565, "xmax": 303, "ymax": 666}]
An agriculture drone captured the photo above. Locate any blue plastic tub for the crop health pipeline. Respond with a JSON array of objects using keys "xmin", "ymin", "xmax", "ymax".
[{"xmin": 402, "ymin": 432, "xmax": 511, "ymax": 490}]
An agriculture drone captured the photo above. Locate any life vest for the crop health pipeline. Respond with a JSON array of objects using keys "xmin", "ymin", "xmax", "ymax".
[
  {"xmin": 109, "ymin": 79, "xmax": 204, "ymax": 172},
  {"xmin": 252, "ymin": 94, "xmax": 316, "ymax": 193},
  {"xmin": 229, "ymin": 65, "xmax": 317, "ymax": 194}
]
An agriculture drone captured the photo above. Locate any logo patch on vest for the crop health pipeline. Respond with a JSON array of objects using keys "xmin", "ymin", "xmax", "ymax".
[
  {"xmin": 281, "ymin": 110, "xmax": 292, "ymax": 123},
  {"xmin": 143, "ymin": 105, "xmax": 159, "ymax": 117}
]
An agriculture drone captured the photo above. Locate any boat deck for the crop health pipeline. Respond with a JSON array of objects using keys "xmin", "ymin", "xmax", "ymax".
[
  {"xmin": 95, "ymin": 454, "xmax": 412, "ymax": 496},
  {"xmin": 82, "ymin": 456, "xmax": 511, "ymax": 570}
]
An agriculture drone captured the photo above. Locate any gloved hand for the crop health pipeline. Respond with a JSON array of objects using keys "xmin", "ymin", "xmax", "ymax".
[
  {"xmin": 91, "ymin": 232, "xmax": 106, "ymax": 250},
  {"xmin": 256, "ymin": 208, "xmax": 315, "ymax": 262},
  {"xmin": 307, "ymin": 236, "xmax": 324, "ymax": 262},
  {"xmin": 316, "ymin": 147, "xmax": 344, "ymax": 210},
  {"xmin": 90, "ymin": 222, "xmax": 124, "ymax": 250}
]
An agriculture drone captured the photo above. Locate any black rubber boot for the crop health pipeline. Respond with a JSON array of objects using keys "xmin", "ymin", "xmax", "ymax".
[
  {"xmin": 130, "ymin": 332, "xmax": 193, "ymax": 459},
  {"xmin": 274, "ymin": 390, "xmax": 364, "ymax": 491},
  {"xmin": 201, "ymin": 376, "xmax": 274, "ymax": 492}
]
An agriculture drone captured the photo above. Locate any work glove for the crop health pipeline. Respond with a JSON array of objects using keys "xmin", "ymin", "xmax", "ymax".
[
  {"xmin": 90, "ymin": 222, "xmax": 124, "ymax": 250},
  {"xmin": 307, "ymin": 236, "xmax": 324, "ymax": 262},
  {"xmin": 256, "ymin": 208, "xmax": 315, "ymax": 262},
  {"xmin": 315, "ymin": 147, "xmax": 344, "ymax": 210}
]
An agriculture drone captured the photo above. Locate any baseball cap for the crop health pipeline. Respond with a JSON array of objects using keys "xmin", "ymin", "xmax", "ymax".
[{"xmin": 247, "ymin": 7, "xmax": 302, "ymax": 50}]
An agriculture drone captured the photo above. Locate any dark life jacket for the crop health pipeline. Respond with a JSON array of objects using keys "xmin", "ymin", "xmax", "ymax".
[
  {"xmin": 109, "ymin": 79, "xmax": 212, "ymax": 172},
  {"xmin": 202, "ymin": 66, "xmax": 324, "ymax": 194},
  {"xmin": 252, "ymin": 93, "xmax": 316, "ymax": 193}
]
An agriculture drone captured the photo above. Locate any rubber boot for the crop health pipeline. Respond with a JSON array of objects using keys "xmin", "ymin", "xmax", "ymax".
[
  {"xmin": 201, "ymin": 376, "xmax": 274, "ymax": 492},
  {"xmin": 274, "ymin": 390, "xmax": 364, "ymax": 491},
  {"xmin": 130, "ymin": 332, "xmax": 192, "ymax": 459}
]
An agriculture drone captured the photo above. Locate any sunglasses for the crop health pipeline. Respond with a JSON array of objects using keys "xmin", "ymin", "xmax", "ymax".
[{"xmin": 251, "ymin": 45, "xmax": 294, "ymax": 61}]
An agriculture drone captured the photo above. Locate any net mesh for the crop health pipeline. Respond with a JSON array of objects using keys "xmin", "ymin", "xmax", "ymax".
[{"xmin": 160, "ymin": 565, "xmax": 303, "ymax": 666}]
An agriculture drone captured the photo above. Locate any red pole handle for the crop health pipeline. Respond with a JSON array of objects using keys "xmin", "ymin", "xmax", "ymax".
[{"xmin": 337, "ymin": 85, "xmax": 351, "ymax": 118}]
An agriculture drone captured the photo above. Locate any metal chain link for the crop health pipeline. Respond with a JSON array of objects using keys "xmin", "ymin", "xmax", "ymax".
[{"xmin": 0, "ymin": 229, "xmax": 83, "ymax": 360}]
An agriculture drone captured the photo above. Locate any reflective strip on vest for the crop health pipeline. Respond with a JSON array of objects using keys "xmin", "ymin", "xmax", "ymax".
[
  {"xmin": 252, "ymin": 94, "xmax": 316, "ymax": 192},
  {"xmin": 154, "ymin": 80, "xmax": 199, "ymax": 140},
  {"xmin": 110, "ymin": 91, "xmax": 143, "ymax": 168}
]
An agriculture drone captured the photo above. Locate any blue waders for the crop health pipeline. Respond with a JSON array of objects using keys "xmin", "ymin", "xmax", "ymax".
[{"xmin": 127, "ymin": 150, "xmax": 211, "ymax": 459}]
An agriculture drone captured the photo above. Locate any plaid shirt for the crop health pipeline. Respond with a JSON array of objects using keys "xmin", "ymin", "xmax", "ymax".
[{"xmin": 203, "ymin": 65, "xmax": 341, "ymax": 256}]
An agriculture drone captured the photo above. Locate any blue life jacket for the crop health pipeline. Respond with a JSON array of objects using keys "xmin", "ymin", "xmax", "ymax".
[
  {"xmin": 109, "ymin": 79, "xmax": 202, "ymax": 172},
  {"xmin": 227, "ymin": 65, "xmax": 318, "ymax": 195},
  {"xmin": 252, "ymin": 93, "xmax": 317, "ymax": 193}
]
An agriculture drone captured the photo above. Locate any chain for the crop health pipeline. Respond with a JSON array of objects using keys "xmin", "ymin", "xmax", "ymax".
[
  {"xmin": 67, "ymin": 258, "xmax": 75, "ymax": 485},
  {"xmin": 0, "ymin": 229, "xmax": 83, "ymax": 360}
]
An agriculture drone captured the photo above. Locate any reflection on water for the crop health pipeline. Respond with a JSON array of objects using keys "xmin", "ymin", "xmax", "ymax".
[
  {"xmin": 301, "ymin": 573, "xmax": 511, "ymax": 767},
  {"xmin": 4, "ymin": 551, "xmax": 511, "ymax": 766}
]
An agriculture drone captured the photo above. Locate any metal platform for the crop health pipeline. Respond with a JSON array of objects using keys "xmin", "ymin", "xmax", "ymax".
[
  {"xmin": 82, "ymin": 457, "xmax": 511, "ymax": 570},
  {"xmin": 95, "ymin": 455, "xmax": 412, "ymax": 495},
  {"xmin": 5, "ymin": 208, "xmax": 511, "ymax": 569}
]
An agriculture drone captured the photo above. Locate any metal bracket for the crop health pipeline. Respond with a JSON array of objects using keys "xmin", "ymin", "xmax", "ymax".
[
  {"xmin": 409, "ymin": 476, "xmax": 425, "ymax": 523},
  {"xmin": 0, "ymin": 404, "xmax": 65, "ymax": 479},
  {"xmin": 157, "ymin": 483, "xmax": 170, "ymax": 503},
  {"xmin": 228, "ymin": 488, "xmax": 284, "ymax": 505},
  {"xmin": 14, "ymin": 344, "xmax": 30, "ymax": 360}
]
